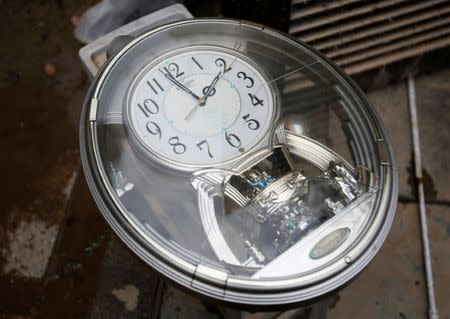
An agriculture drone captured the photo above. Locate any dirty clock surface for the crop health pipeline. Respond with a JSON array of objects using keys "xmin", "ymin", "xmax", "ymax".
[{"xmin": 80, "ymin": 19, "xmax": 397, "ymax": 307}]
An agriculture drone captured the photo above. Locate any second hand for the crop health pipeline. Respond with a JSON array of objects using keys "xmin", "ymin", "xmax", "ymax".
[{"xmin": 184, "ymin": 101, "xmax": 202, "ymax": 121}]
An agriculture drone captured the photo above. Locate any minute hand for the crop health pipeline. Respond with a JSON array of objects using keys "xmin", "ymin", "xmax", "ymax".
[
  {"xmin": 159, "ymin": 69, "xmax": 201, "ymax": 102},
  {"xmin": 201, "ymin": 71, "xmax": 222, "ymax": 106}
]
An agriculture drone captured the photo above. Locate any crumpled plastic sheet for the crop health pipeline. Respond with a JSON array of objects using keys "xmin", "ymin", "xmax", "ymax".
[{"xmin": 74, "ymin": 0, "xmax": 178, "ymax": 43}]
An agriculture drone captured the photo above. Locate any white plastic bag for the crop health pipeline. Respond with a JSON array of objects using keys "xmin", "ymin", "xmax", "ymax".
[{"xmin": 74, "ymin": 0, "xmax": 177, "ymax": 43}]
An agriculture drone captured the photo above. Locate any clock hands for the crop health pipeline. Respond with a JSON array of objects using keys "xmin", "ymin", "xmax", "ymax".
[
  {"xmin": 184, "ymin": 71, "xmax": 222, "ymax": 121},
  {"xmin": 159, "ymin": 68, "xmax": 222, "ymax": 121},
  {"xmin": 184, "ymin": 100, "xmax": 202, "ymax": 121},
  {"xmin": 200, "ymin": 71, "xmax": 222, "ymax": 106},
  {"xmin": 158, "ymin": 68, "xmax": 203, "ymax": 103},
  {"xmin": 160, "ymin": 58, "xmax": 235, "ymax": 121}
]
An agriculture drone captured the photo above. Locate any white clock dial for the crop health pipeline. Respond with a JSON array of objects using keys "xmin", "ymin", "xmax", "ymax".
[{"xmin": 126, "ymin": 47, "xmax": 275, "ymax": 168}]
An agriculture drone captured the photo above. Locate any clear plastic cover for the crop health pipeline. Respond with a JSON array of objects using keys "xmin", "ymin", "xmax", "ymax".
[{"xmin": 81, "ymin": 19, "xmax": 397, "ymax": 304}]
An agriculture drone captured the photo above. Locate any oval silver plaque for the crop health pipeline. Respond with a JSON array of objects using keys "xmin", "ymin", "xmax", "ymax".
[{"xmin": 310, "ymin": 227, "xmax": 350, "ymax": 259}]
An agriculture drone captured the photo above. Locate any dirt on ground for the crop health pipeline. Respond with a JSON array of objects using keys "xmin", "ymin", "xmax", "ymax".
[{"xmin": 0, "ymin": 0, "xmax": 110, "ymax": 318}]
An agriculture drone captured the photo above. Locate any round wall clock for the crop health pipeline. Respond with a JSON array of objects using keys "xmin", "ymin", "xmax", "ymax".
[{"xmin": 80, "ymin": 19, "xmax": 398, "ymax": 307}]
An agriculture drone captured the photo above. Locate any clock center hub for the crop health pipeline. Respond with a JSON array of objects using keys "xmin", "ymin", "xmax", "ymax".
[{"xmin": 164, "ymin": 73, "xmax": 241, "ymax": 138}]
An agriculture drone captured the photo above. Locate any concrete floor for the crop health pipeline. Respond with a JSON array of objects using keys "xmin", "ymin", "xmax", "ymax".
[
  {"xmin": 0, "ymin": 1, "xmax": 449, "ymax": 318},
  {"xmin": 329, "ymin": 70, "xmax": 450, "ymax": 319}
]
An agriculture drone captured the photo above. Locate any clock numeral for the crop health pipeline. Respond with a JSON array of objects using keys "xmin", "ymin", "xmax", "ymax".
[
  {"xmin": 138, "ymin": 99, "xmax": 159, "ymax": 117},
  {"xmin": 242, "ymin": 114, "xmax": 260, "ymax": 130},
  {"xmin": 248, "ymin": 93, "xmax": 264, "ymax": 106},
  {"xmin": 197, "ymin": 140, "xmax": 213, "ymax": 158},
  {"xmin": 168, "ymin": 136, "xmax": 186, "ymax": 154},
  {"xmin": 191, "ymin": 57, "xmax": 203, "ymax": 70},
  {"xmin": 164, "ymin": 62, "xmax": 184, "ymax": 78},
  {"xmin": 225, "ymin": 132, "xmax": 242, "ymax": 148},
  {"xmin": 146, "ymin": 121, "xmax": 161, "ymax": 139},
  {"xmin": 237, "ymin": 71, "xmax": 254, "ymax": 88},
  {"xmin": 147, "ymin": 78, "xmax": 164, "ymax": 95},
  {"xmin": 215, "ymin": 58, "xmax": 232, "ymax": 74}
]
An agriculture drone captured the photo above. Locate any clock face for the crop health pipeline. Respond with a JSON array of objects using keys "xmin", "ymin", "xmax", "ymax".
[{"xmin": 126, "ymin": 47, "xmax": 275, "ymax": 168}]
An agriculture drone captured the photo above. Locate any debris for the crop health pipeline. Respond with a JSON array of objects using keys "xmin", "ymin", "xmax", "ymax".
[
  {"xmin": 63, "ymin": 170, "xmax": 78, "ymax": 200},
  {"xmin": 112, "ymin": 284, "xmax": 140, "ymax": 311},
  {"xmin": 63, "ymin": 262, "xmax": 83, "ymax": 289},
  {"xmin": 71, "ymin": 15, "xmax": 80, "ymax": 26},
  {"xmin": 2, "ymin": 216, "xmax": 58, "ymax": 278},
  {"xmin": 84, "ymin": 234, "xmax": 105, "ymax": 254},
  {"xmin": 63, "ymin": 262, "xmax": 82, "ymax": 276},
  {"xmin": 44, "ymin": 63, "xmax": 56, "ymax": 77}
]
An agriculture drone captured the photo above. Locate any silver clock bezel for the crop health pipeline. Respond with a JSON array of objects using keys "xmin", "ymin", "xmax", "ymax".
[
  {"xmin": 123, "ymin": 45, "xmax": 280, "ymax": 172},
  {"xmin": 80, "ymin": 18, "xmax": 398, "ymax": 308}
]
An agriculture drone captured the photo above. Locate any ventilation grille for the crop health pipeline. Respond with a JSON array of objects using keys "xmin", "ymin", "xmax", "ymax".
[{"xmin": 289, "ymin": 0, "xmax": 450, "ymax": 75}]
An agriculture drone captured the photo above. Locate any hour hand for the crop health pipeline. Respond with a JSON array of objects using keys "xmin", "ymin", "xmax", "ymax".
[{"xmin": 159, "ymin": 68, "xmax": 202, "ymax": 102}]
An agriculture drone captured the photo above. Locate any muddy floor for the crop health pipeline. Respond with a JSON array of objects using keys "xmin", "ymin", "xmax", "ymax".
[{"xmin": 0, "ymin": 0, "xmax": 108, "ymax": 318}]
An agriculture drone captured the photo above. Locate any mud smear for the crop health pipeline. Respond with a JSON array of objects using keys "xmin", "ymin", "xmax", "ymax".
[
  {"xmin": 112, "ymin": 284, "xmax": 140, "ymax": 311},
  {"xmin": 0, "ymin": 0, "xmax": 100, "ymax": 317},
  {"xmin": 0, "ymin": 85, "xmax": 81, "ymax": 276},
  {"xmin": 0, "ymin": 0, "xmax": 91, "ymax": 280},
  {"xmin": 0, "ymin": 86, "xmax": 76, "ymax": 213},
  {"xmin": 328, "ymin": 294, "xmax": 341, "ymax": 310},
  {"xmin": 407, "ymin": 152, "xmax": 438, "ymax": 201},
  {"xmin": 35, "ymin": 178, "xmax": 109, "ymax": 315},
  {"xmin": 2, "ymin": 216, "xmax": 58, "ymax": 278},
  {"xmin": 0, "ymin": 176, "xmax": 111, "ymax": 319}
]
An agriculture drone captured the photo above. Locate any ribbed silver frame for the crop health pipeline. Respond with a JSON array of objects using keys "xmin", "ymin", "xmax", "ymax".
[{"xmin": 80, "ymin": 18, "xmax": 398, "ymax": 307}]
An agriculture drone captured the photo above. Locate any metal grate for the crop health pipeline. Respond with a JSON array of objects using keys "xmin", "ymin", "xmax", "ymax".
[{"xmin": 289, "ymin": 0, "xmax": 450, "ymax": 76}]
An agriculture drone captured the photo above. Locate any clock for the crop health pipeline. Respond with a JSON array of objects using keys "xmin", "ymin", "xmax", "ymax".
[
  {"xmin": 125, "ymin": 47, "xmax": 276, "ymax": 168},
  {"xmin": 80, "ymin": 18, "xmax": 398, "ymax": 307}
]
